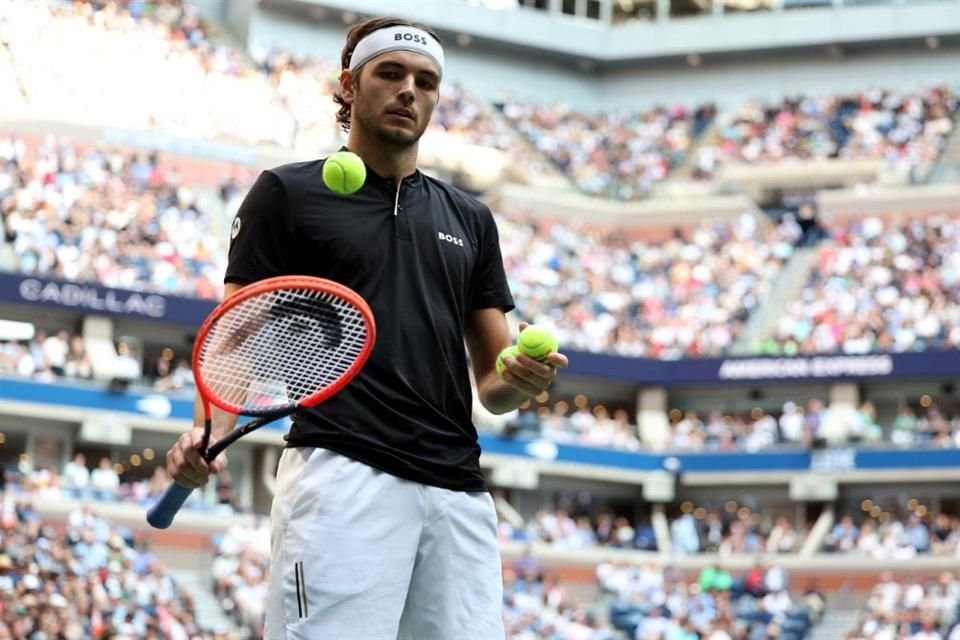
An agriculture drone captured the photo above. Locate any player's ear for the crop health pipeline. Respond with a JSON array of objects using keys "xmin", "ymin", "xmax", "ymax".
[{"xmin": 339, "ymin": 69, "xmax": 356, "ymax": 104}]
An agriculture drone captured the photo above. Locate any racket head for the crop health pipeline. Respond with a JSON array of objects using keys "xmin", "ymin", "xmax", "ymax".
[{"xmin": 192, "ymin": 276, "xmax": 376, "ymax": 416}]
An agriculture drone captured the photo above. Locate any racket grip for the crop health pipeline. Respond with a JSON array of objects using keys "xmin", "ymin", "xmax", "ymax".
[{"xmin": 146, "ymin": 482, "xmax": 194, "ymax": 529}]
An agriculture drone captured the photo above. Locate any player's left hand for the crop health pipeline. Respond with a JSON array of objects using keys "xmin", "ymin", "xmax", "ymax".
[{"xmin": 499, "ymin": 321, "xmax": 568, "ymax": 396}]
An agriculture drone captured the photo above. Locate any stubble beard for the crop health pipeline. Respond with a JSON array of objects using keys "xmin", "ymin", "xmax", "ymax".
[{"xmin": 354, "ymin": 94, "xmax": 428, "ymax": 149}]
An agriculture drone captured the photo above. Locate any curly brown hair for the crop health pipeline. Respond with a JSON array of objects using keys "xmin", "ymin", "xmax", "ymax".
[{"xmin": 333, "ymin": 17, "xmax": 442, "ymax": 133}]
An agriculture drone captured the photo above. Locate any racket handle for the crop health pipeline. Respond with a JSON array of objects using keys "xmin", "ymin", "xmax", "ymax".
[{"xmin": 146, "ymin": 482, "xmax": 194, "ymax": 529}]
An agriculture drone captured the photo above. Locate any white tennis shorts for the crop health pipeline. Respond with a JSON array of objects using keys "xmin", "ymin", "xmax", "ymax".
[{"xmin": 263, "ymin": 447, "xmax": 505, "ymax": 640}]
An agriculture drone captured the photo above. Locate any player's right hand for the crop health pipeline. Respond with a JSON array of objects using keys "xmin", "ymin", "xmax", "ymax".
[{"xmin": 166, "ymin": 427, "xmax": 228, "ymax": 489}]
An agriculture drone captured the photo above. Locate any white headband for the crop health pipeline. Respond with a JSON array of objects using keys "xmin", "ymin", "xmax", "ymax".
[{"xmin": 349, "ymin": 26, "xmax": 444, "ymax": 79}]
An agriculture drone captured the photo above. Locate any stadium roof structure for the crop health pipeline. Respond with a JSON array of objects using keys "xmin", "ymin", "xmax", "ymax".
[{"xmin": 263, "ymin": 0, "xmax": 960, "ymax": 70}]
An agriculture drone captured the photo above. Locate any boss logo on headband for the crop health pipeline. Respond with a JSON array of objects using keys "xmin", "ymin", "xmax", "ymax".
[{"xmin": 395, "ymin": 32, "xmax": 429, "ymax": 46}]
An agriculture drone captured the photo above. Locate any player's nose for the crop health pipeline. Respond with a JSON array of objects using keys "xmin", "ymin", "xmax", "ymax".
[{"xmin": 396, "ymin": 75, "xmax": 416, "ymax": 102}]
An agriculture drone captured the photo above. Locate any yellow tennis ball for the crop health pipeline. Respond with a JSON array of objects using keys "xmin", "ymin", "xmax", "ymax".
[
  {"xmin": 322, "ymin": 151, "xmax": 366, "ymax": 194},
  {"xmin": 517, "ymin": 325, "xmax": 558, "ymax": 361},
  {"xmin": 496, "ymin": 345, "xmax": 521, "ymax": 379}
]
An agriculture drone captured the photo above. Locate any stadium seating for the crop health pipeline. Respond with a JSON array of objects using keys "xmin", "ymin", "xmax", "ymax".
[
  {"xmin": 0, "ymin": 495, "xmax": 227, "ymax": 639},
  {"xmin": 0, "ymin": 133, "xmax": 226, "ymax": 299},
  {"xmin": 499, "ymin": 101, "xmax": 716, "ymax": 199},
  {"xmin": 498, "ymin": 210, "xmax": 799, "ymax": 358},
  {"xmin": 845, "ymin": 571, "xmax": 960, "ymax": 639},
  {"xmin": 494, "ymin": 397, "xmax": 960, "ymax": 450},
  {"xmin": 767, "ymin": 214, "xmax": 960, "ymax": 356},
  {"xmin": 693, "ymin": 88, "xmax": 957, "ymax": 183},
  {"xmin": 598, "ymin": 560, "xmax": 822, "ymax": 639}
]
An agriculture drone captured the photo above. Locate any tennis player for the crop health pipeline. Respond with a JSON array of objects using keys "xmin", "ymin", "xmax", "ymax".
[{"xmin": 164, "ymin": 16, "xmax": 567, "ymax": 640}]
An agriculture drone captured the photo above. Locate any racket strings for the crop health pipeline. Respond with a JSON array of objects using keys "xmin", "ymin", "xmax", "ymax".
[{"xmin": 199, "ymin": 287, "xmax": 369, "ymax": 412}]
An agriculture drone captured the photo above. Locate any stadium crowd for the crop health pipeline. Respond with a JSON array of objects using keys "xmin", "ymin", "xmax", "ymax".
[
  {"xmin": 0, "ymin": 494, "xmax": 227, "ymax": 639},
  {"xmin": 497, "ymin": 507, "xmax": 658, "ymax": 553},
  {"xmin": 498, "ymin": 211, "xmax": 799, "ymax": 359},
  {"xmin": 693, "ymin": 87, "xmax": 958, "ymax": 183},
  {"xmin": 6, "ymin": 449, "xmax": 245, "ymax": 516},
  {"xmin": 2, "ymin": 1, "xmax": 954, "ymax": 203},
  {"xmin": 669, "ymin": 510, "xmax": 806, "ymax": 556},
  {"xmin": 826, "ymin": 512, "xmax": 960, "ymax": 558},
  {"xmin": 765, "ymin": 214, "xmax": 960, "ymax": 356},
  {"xmin": 845, "ymin": 571, "xmax": 960, "ymax": 640},
  {"xmin": 499, "ymin": 101, "xmax": 716, "ymax": 199},
  {"xmin": 599, "ymin": 559, "xmax": 824, "ymax": 640},
  {"xmin": 0, "ymin": 133, "xmax": 226, "ymax": 299},
  {"xmin": 502, "ymin": 552, "xmax": 618, "ymax": 640},
  {"xmin": 0, "ymin": 0, "xmax": 538, "ymax": 166},
  {"xmin": 495, "ymin": 397, "xmax": 960, "ymax": 452}
]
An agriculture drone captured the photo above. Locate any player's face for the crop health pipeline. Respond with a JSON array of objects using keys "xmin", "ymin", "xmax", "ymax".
[{"xmin": 350, "ymin": 51, "xmax": 440, "ymax": 147}]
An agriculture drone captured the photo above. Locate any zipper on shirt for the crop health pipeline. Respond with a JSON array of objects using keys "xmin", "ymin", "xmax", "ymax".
[{"xmin": 394, "ymin": 180, "xmax": 413, "ymax": 241}]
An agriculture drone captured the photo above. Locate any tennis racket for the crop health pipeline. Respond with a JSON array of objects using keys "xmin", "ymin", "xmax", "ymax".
[{"xmin": 146, "ymin": 275, "xmax": 376, "ymax": 529}]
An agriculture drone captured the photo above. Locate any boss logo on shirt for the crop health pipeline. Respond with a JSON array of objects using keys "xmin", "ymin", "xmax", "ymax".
[{"xmin": 438, "ymin": 231, "xmax": 464, "ymax": 247}]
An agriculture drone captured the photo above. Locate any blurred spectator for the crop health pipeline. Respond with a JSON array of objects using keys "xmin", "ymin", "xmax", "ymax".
[
  {"xmin": 90, "ymin": 456, "xmax": 119, "ymax": 501},
  {"xmin": 113, "ymin": 341, "xmax": 141, "ymax": 382},
  {"xmin": 64, "ymin": 334, "xmax": 94, "ymax": 379},
  {"xmin": 61, "ymin": 452, "xmax": 90, "ymax": 500}
]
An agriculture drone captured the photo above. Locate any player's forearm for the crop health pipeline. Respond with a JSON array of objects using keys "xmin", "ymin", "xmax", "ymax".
[
  {"xmin": 193, "ymin": 394, "xmax": 240, "ymax": 439},
  {"xmin": 476, "ymin": 372, "xmax": 533, "ymax": 415}
]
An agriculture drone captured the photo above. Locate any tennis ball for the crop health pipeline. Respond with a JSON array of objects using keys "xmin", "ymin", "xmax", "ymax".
[
  {"xmin": 496, "ymin": 345, "xmax": 520, "ymax": 379},
  {"xmin": 517, "ymin": 325, "xmax": 558, "ymax": 361},
  {"xmin": 322, "ymin": 151, "xmax": 366, "ymax": 194}
]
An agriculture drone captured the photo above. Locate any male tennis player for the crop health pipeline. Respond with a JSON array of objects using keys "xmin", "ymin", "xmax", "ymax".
[{"xmin": 164, "ymin": 16, "xmax": 567, "ymax": 640}]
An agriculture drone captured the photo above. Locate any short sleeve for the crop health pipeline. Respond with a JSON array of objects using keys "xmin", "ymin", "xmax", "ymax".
[
  {"xmin": 469, "ymin": 207, "xmax": 515, "ymax": 313},
  {"xmin": 224, "ymin": 171, "xmax": 294, "ymax": 285}
]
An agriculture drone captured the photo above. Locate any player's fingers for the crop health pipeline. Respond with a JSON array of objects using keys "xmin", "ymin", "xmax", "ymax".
[
  {"xmin": 544, "ymin": 352, "xmax": 568, "ymax": 369},
  {"xmin": 518, "ymin": 321, "xmax": 530, "ymax": 333},
  {"xmin": 515, "ymin": 354, "xmax": 554, "ymax": 377},
  {"xmin": 500, "ymin": 370, "xmax": 540, "ymax": 396},
  {"xmin": 188, "ymin": 426, "xmax": 208, "ymax": 448},
  {"xmin": 180, "ymin": 442, "xmax": 210, "ymax": 477},
  {"xmin": 167, "ymin": 446, "xmax": 204, "ymax": 488},
  {"xmin": 209, "ymin": 451, "xmax": 229, "ymax": 475},
  {"xmin": 503, "ymin": 356, "xmax": 551, "ymax": 392}
]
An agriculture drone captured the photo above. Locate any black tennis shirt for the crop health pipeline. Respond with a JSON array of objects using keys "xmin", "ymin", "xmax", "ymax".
[{"xmin": 225, "ymin": 158, "xmax": 514, "ymax": 491}]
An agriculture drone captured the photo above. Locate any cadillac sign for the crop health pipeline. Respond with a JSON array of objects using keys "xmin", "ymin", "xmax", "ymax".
[
  {"xmin": 0, "ymin": 272, "xmax": 215, "ymax": 326},
  {"xmin": 19, "ymin": 278, "xmax": 167, "ymax": 318}
]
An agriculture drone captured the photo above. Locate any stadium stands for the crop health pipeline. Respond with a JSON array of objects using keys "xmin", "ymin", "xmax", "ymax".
[
  {"xmin": 765, "ymin": 214, "xmax": 960, "ymax": 356},
  {"xmin": 824, "ymin": 512, "xmax": 960, "ymax": 558},
  {"xmin": 497, "ymin": 210, "xmax": 799, "ymax": 358},
  {"xmin": 599, "ymin": 559, "xmax": 822, "ymax": 640},
  {"xmin": 845, "ymin": 570, "xmax": 960, "ymax": 640},
  {"xmin": 499, "ymin": 397, "xmax": 960, "ymax": 450},
  {"xmin": 0, "ymin": 133, "xmax": 226, "ymax": 298},
  {"xmin": 0, "ymin": 494, "xmax": 227, "ymax": 639},
  {"xmin": 693, "ymin": 87, "xmax": 957, "ymax": 184},
  {"xmin": 499, "ymin": 101, "xmax": 716, "ymax": 199},
  {"xmin": 0, "ymin": 1, "xmax": 959, "ymax": 638}
]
